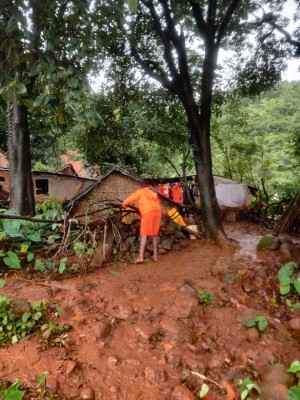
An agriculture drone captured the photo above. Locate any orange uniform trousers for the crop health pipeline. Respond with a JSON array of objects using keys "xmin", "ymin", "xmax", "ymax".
[{"xmin": 140, "ymin": 210, "xmax": 161, "ymax": 236}]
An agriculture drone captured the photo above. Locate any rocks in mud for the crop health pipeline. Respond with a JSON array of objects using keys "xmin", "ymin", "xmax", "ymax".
[
  {"xmin": 9, "ymin": 298, "xmax": 31, "ymax": 319},
  {"xmin": 260, "ymin": 383, "xmax": 288, "ymax": 400},
  {"xmin": 79, "ymin": 387, "xmax": 95, "ymax": 400},
  {"xmin": 65, "ymin": 360, "xmax": 78, "ymax": 376},
  {"xmin": 245, "ymin": 327, "xmax": 260, "ymax": 342},
  {"xmin": 94, "ymin": 321, "xmax": 112, "ymax": 340},
  {"xmin": 259, "ymin": 364, "xmax": 295, "ymax": 399},
  {"xmin": 165, "ymin": 292, "xmax": 198, "ymax": 319},
  {"xmin": 113, "ymin": 217, "xmax": 191, "ymax": 259},
  {"xmin": 144, "ymin": 366, "xmax": 167, "ymax": 384},
  {"xmin": 261, "ymin": 364, "xmax": 295, "ymax": 387},
  {"xmin": 279, "ymin": 242, "xmax": 300, "ymax": 259},
  {"xmin": 113, "ymin": 302, "xmax": 133, "ymax": 319},
  {"xmin": 256, "ymin": 234, "xmax": 300, "ymax": 260},
  {"xmin": 45, "ymin": 376, "xmax": 59, "ymax": 392},
  {"xmin": 134, "ymin": 321, "xmax": 156, "ymax": 340},
  {"xmin": 257, "ymin": 234, "xmax": 281, "ymax": 250},
  {"xmin": 288, "ymin": 317, "xmax": 300, "ymax": 331},
  {"xmin": 170, "ymin": 385, "xmax": 195, "ymax": 400}
]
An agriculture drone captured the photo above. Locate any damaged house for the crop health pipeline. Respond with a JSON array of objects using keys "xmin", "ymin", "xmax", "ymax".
[
  {"xmin": 65, "ymin": 166, "xmax": 196, "ymax": 266},
  {"xmin": 0, "ymin": 164, "xmax": 96, "ymax": 206}
]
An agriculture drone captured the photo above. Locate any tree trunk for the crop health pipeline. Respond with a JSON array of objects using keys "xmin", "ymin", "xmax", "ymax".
[
  {"xmin": 7, "ymin": 92, "xmax": 35, "ymax": 216},
  {"xmin": 179, "ymin": 48, "xmax": 226, "ymax": 243}
]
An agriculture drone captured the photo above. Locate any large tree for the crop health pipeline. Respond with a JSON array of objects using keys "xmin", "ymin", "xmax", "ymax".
[
  {"xmin": 0, "ymin": 0, "xmax": 96, "ymax": 215},
  {"xmin": 94, "ymin": 0, "xmax": 300, "ymax": 244}
]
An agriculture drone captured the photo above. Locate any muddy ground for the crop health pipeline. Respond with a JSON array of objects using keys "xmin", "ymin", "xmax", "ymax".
[{"xmin": 0, "ymin": 221, "xmax": 300, "ymax": 400}]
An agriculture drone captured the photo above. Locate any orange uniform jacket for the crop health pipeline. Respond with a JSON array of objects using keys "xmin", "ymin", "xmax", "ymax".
[
  {"xmin": 161, "ymin": 184, "xmax": 169, "ymax": 197},
  {"xmin": 122, "ymin": 187, "xmax": 161, "ymax": 216},
  {"xmin": 171, "ymin": 184, "xmax": 183, "ymax": 204}
]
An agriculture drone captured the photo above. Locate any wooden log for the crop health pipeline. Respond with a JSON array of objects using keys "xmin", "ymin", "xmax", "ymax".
[
  {"xmin": 91, "ymin": 221, "xmax": 115, "ymax": 267},
  {"xmin": 273, "ymin": 193, "xmax": 300, "ymax": 234}
]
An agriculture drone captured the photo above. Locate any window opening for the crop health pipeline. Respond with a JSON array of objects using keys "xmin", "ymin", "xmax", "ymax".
[{"xmin": 36, "ymin": 179, "xmax": 49, "ymax": 194}]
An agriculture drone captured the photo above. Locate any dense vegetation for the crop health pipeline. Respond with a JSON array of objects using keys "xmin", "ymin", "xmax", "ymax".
[
  {"xmin": 1, "ymin": 80, "xmax": 298, "ymax": 200},
  {"xmin": 211, "ymin": 81, "xmax": 300, "ymax": 199},
  {"xmin": 1, "ymin": 0, "xmax": 299, "ymax": 240}
]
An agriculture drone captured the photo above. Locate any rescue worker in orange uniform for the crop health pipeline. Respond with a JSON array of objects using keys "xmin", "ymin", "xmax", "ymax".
[
  {"xmin": 158, "ymin": 183, "xmax": 170, "ymax": 198},
  {"xmin": 171, "ymin": 182, "xmax": 184, "ymax": 204},
  {"xmin": 122, "ymin": 186, "xmax": 162, "ymax": 263}
]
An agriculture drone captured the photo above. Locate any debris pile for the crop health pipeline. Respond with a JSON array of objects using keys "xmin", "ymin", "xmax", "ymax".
[{"xmin": 110, "ymin": 215, "xmax": 192, "ymax": 261}]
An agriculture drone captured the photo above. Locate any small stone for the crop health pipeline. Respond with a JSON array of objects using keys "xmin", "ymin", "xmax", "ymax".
[
  {"xmin": 94, "ymin": 322, "xmax": 112, "ymax": 340},
  {"xmin": 222, "ymin": 271, "xmax": 240, "ymax": 283},
  {"xmin": 256, "ymin": 234, "xmax": 280, "ymax": 250},
  {"xmin": 65, "ymin": 360, "xmax": 77, "ymax": 376},
  {"xmin": 245, "ymin": 327, "xmax": 260, "ymax": 341},
  {"xmin": 80, "ymin": 387, "xmax": 95, "ymax": 400},
  {"xmin": 165, "ymin": 353, "xmax": 182, "ymax": 369},
  {"xmin": 134, "ymin": 322, "xmax": 155, "ymax": 340},
  {"xmin": 113, "ymin": 302, "xmax": 133, "ymax": 319},
  {"xmin": 165, "ymin": 221, "xmax": 178, "ymax": 234},
  {"xmin": 207, "ymin": 354, "xmax": 224, "ymax": 370},
  {"xmin": 161, "ymin": 237, "xmax": 174, "ymax": 250},
  {"xmin": 144, "ymin": 367, "xmax": 166, "ymax": 384},
  {"xmin": 108, "ymin": 357, "xmax": 118, "ymax": 368},
  {"xmin": 261, "ymin": 364, "xmax": 295, "ymax": 386},
  {"xmin": 9, "ymin": 298, "xmax": 31, "ymax": 319},
  {"xmin": 45, "ymin": 376, "xmax": 59, "ymax": 392},
  {"xmin": 171, "ymin": 385, "xmax": 195, "ymax": 400},
  {"xmin": 180, "ymin": 284, "xmax": 195, "ymax": 293},
  {"xmin": 279, "ymin": 242, "xmax": 298, "ymax": 259},
  {"xmin": 289, "ymin": 318, "xmax": 300, "ymax": 330},
  {"xmin": 260, "ymin": 383, "xmax": 288, "ymax": 400},
  {"xmin": 158, "ymin": 248, "xmax": 167, "ymax": 255},
  {"xmin": 242, "ymin": 282, "xmax": 254, "ymax": 293},
  {"xmin": 278, "ymin": 235, "xmax": 293, "ymax": 244}
]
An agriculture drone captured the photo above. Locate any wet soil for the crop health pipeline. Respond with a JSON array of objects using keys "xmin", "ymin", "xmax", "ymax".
[{"xmin": 0, "ymin": 221, "xmax": 300, "ymax": 400}]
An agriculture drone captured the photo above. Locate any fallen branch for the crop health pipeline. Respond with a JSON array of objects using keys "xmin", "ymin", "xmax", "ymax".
[
  {"xmin": 190, "ymin": 371, "xmax": 224, "ymax": 389},
  {"xmin": 16, "ymin": 278, "xmax": 74, "ymax": 291}
]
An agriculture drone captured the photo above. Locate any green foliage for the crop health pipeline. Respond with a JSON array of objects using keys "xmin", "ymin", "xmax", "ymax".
[
  {"xmin": 0, "ymin": 380, "xmax": 24, "ymax": 400},
  {"xmin": 0, "ymin": 199, "xmax": 69, "ymax": 273},
  {"xmin": 288, "ymin": 386, "xmax": 300, "ymax": 399},
  {"xmin": 246, "ymin": 315, "xmax": 269, "ymax": 332},
  {"xmin": 40, "ymin": 321, "xmax": 69, "ymax": 349},
  {"xmin": 0, "ymin": 372, "xmax": 59, "ymax": 400},
  {"xmin": 287, "ymin": 360, "xmax": 300, "ymax": 399},
  {"xmin": 0, "ymin": 296, "xmax": 48, "ymax": 345},
  {"xmin": 66, "ymin": 88, "xmax": 191, "ymax": 178},
  {"xmin": 197, "ymin": 290, "xmax": 214, "ymax": 305},
  {"xmin": 198, "ymin": 383, "xmax": 209, "ymax": 398},
  {"xmin": 278, "ymin": 262, "xmax": 300, "ymax": 297},
  {"xmin": 3, "ymin": 251, "xmax": 21, "ymax": 269},
  {"xmin": 212, "ymin": 82, "xmax": 300, "ymax": 199},
  {"xmin": 0, "ymin": 295, "xmax": 69, "ymax": 349},
  {"xmin": 239, "ymin": 379, "xmax": 261, "ymax": 400},
  {"xmin": 287, "ymin": 360, "xmax": 300, "ymax": 386}
]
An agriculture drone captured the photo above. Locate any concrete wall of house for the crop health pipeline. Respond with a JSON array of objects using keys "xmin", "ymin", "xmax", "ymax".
[
  {"xmin": 0, "ymin": 169, "xmax": 9, "ymax": 192},
  {"xmin": 33, "ymin": 173, "xmax": 94, "ymax": 202},
  {"xmin": 0, "ymin": 169, "xmax": 95, "ymax": 203}
]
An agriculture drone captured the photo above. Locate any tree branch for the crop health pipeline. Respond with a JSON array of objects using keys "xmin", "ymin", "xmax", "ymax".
[
  {"xmin": 266, "ymin": 20, "xmax": 300, "ymax": 55},
  {"xmin": 188, "ymin": 0, "xmax": 208, "ymax": 37},
  {"xmin": 216, "ymin": 0, "xmax": 242, "ymax": 46}
]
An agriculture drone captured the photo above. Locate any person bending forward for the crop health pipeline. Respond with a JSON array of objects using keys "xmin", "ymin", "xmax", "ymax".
[{"xmin": 122, "ymin": 186, "xmax": 162, "ymax": 263}]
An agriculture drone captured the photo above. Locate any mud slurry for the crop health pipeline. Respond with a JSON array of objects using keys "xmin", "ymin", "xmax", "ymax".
[{"xmin": 0, "ymin": 221, "xmax": 299, "ymax": 400}]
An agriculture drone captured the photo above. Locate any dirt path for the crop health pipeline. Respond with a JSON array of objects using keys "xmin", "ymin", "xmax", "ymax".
[{"xmin": 0, "ymin": 221, "xmax": 299, "ymax": 399}]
